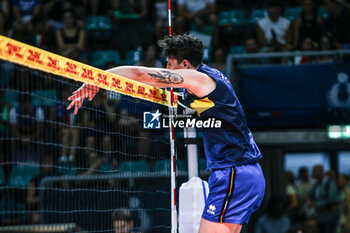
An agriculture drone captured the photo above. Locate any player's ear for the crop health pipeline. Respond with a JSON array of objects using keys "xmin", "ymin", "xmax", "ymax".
[{"xmin": 183, "ymin": 60, "xmax": 191, "ymax": 69}]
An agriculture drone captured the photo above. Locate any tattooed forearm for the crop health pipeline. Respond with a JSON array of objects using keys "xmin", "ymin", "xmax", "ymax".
[{"xmin": 147, "ymin": 71, "xmax": 184, "ymax": 84}]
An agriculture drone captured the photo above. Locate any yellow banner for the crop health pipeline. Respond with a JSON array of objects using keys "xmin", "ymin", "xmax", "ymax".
[{"xmin": 0, "ymin": 35, "xmax": 178, "ymax": 106}]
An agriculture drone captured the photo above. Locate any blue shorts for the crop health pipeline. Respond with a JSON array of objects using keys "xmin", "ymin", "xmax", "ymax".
[{"xmin": 202, "ymin": 162, "xmax": 265, "ymax": 224}]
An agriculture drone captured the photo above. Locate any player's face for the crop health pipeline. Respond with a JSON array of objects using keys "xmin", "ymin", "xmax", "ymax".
[{"xmin": 166, "ymin": 58, "xmax": 185, "ymax": 70}]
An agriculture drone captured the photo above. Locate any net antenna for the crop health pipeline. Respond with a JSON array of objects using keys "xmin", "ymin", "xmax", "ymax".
[{"xmin": 167, "ymin": 1, "xmax": 178, "ymax": 233}]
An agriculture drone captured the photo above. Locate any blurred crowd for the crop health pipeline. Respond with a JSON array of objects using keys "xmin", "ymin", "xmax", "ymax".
[
  {"xmin": 256, "ymin": 165, "xmax": 350, "ymax": 233},
  {"xmin": 0, "ymin": 66, "xmax": 168, "ymax": 226},
  {"xmin": 0, "ymin": 0, "xmax": 349, "ymax": 72},
  {"xmin": 1, "ymin": 0, "xmax": 350, "ymax": 231}
]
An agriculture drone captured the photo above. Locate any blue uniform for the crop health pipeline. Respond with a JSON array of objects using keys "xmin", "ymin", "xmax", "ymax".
[{"xmin": 183, "ymin": 63, "xmax": 265, "ymax": 224}]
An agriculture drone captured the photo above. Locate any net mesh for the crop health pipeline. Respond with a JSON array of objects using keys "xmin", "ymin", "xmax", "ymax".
[{"xmin": 0, "ymin": 58, "xmax": 179, "ymax": 233}]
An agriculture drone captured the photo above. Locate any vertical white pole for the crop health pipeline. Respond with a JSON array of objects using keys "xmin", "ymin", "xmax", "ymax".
[
  {"xmin": 167, "ymin": 1, "xmax": 177, "ymax": 232},
  {"xmin": 184, "ymin": 127, "xmax": 198, "ymax": 179},
  {"xmin": 169, "ymin": 90, "xmax": 177, "ymax": 233}
]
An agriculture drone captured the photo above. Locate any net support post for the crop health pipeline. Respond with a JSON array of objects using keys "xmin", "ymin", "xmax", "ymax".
[
  {"xmin": 184, "ymin": 127, "xmax": 198, "ymax": 179},
  {"xmin": 169, "ymin": 89, "xmax": 177, "ymax": 233}
]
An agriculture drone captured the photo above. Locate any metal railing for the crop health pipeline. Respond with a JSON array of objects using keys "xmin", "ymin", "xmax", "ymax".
[{"xmin": 226, "ymin": 50, "xmax": 350, "ymax": 78}]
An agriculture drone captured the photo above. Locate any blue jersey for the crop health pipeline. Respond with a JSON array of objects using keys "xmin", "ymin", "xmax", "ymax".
[{"xmin": 183, "ymin": 63, "xmax": 262, "ymax": 169}]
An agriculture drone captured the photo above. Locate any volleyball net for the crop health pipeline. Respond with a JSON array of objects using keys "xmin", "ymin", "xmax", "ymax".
[{"xmin": 0, "ymin": 35, "xmax": 183, "ymax": 233}]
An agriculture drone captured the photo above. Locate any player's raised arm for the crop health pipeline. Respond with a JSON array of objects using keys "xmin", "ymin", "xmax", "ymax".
[
  {"xmin": 67, "ymin": 34, "xmax": 218, "ymax": 114},
  {"xmin": 106, "ymin": 66, "xmax": 216, "ymax": 97},
  {"xmin": 67, "ymin": 66, "xmax": 216, "ymax": 114}
]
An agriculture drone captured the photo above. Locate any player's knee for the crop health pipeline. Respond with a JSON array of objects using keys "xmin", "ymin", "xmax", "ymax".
[{"xmin": 199, "ymin": 218, "xmax": 240, "ymax": 233}]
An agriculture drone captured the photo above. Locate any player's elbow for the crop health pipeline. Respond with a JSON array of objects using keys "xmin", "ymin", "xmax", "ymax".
[{"xmin": 132, "ymin": 67, "xmax": 145, "ymax": 78}]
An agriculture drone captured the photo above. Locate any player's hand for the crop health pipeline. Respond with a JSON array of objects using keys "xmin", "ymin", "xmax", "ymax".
[{"xmin": 67, "ymin": 83, "xmax": 99, "ymax": 114}]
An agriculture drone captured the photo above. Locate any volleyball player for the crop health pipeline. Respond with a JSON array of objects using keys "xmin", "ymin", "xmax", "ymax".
[{"xmin": 68, "ymin": 34, "xmax": 265, "ymax": 233}]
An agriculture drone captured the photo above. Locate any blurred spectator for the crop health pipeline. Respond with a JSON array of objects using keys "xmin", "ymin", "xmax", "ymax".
[
  {"xmin": 90, "ymin": 93, "xmax": 118, "ymax": 150},
  {"xmin": 12, "ymin": 0, "xmax": 43, "ymax": 43},
  {"xmin": 43, "ymin": 0, "xmax": 66, "ymax": 29},
  {"xmin": 111, "ymin": 0, "xmax": 148, "ymax": 56},
  {"xmin": 295, "ymin": 37, "xmax": 316, "ymax": 64},
  {"xmin": 309, "ymin": 164, "xmax": 340, "ymax": 233},
  {"xmin": 12, "ymin": 0, "xmax": 42, "ymax": 23},
  {"xmin": 285, "ymin": 171, "xmax": 299, "ymax": 213},
  {"xmin": 303, "ymin": 217, "xmax": 319, "ymax": 233},
  {"xmin": 26, "ymin": 154, "xmax": 56, "ymax": 212},
  {"xmin": 113, "ymin": 208, "xmax": 134, "ymax": 233},
  {"xmin": 29, "ymin": 15, "xmax": 51, "ymax": 48},
  {"xmin": 255, "ymin": 195, "xmax": 291, "ymax": 233},
  {"xmin": 0, "ymin": 10, "xmax": 10, "ymax": 36},
  {"xmin": 154, "ymin": 0, "xmax": 169, "ymax": 41},
  {"xmin": 55, "ymin": 10, "xmax": 86, "ymax": 60},
  {"xmin": 176, "ymin": 0, "xmax": 218, "ymax": 46},
  {"xmin": 111, "ymin": 0, "xmax": 148, "ymax": 21},
  {"xmin": 136, "ymin": 44, "xmax": 163, "ymax": 68},
  {"xmin": 287, "ymin": 224, "xmax": 305, "ymax": 233},
  {"xmin": 245, "ymin": 36, "xmax": 260, "ymax": 54},
  {"xmin": 0, "ymin": 88, "xmax": 10, "ymax": 141},
  {"xmin": 337, "ymin": 174, "xmax": 350, "ymax": 233},
  {"xmin": 296, "ymin": 167, "xmax": 313, "ymax": 201},
  {"xmin": 323, "ymin": 0, "xmax": 350, "ymax": 47},
  {"xmin": 76, "ymin": 103, "xmax": 94, "ymax": 165},
  {"xmin": 317, "ymin": 35, "xmax": 336, "ymax": 63},
  {"xmin": 327, "ymin": 169, "xmax": 337, "ymax": 181},
  {"xmin": 285, "ymin": 171, "xmax": 305, "ymax": 224},
  {"xmin": 257, "ymin": 0, "xmax": 291, "ymax": 51},
  {"xmin": 240, "ymin": 36, "xmax": 268, "ymax": 65},
  {"xmin": 85, "ymin": 0, "xmax": 111, "ymax": 16},
  {"xmin": 0, "ymin": 0, "xmax": 10, "ymax": 17},
  {"xmin": 210, "ymin": 47, "xmax": 227, "ymax": 74},
  {"xmin": 128, "ymin": 196, "xmax": 151, "ymax": 233},
  {"xmin": 295, "ymin": 167, "xmax": 313, "ymax": 216},
  {"xmin": 10, "ymin": 94, "xmax": 44, "ymax": 151},
  {"xmin": 80, "ymin": 134, "xmax": 113, "ymax": 175},
  {"xmin": 118, "ymin": 96, "xmax": 150, "ymax": 156},
  {"xmin": 293, "ymin": 0, "xmax": 323, "ymax": 49},
  {"xmin": 43, "ymin": 0, "xmax": 85, "ymax": 29},
  {"xmin": 43, "ymin": 105, "xmax": 58, "ymax": 144},
  {"xmin": 57, "ymin": 86, "xmax": 78, "ymax": 162},
  {"xmin": 80, "ymin": 149, "xmax": 102, "ymax": 175},
  {"xmin": 77, "ymin": 104, "xmax": 94, "ymax": 143}
]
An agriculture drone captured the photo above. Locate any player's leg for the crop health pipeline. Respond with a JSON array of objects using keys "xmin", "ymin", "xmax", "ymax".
[
  {"xmin": 199, "ymin": 218, "xmax": 241, "ymax": 233},
  {"xmin": 201, "ymin": 163, "xmax": 265, "ymax": 232}
]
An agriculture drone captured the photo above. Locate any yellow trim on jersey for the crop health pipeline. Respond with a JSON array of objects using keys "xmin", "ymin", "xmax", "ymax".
[{"xmin": 190, "ymin": 97, "xmax": 215, "ymax": 116}]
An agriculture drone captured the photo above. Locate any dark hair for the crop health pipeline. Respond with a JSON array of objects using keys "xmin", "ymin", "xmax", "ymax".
[
  {"xmin": 267, "ymin": 0, "xmax": 282, "ymax": 8},
  {"xmin": 158, "ymin": 34, "xmax": 203, "ymax": 67},
  {"xmin": 31, "ymin": 15, "xmax": 46, "ymax": 25},
  {"xmin": 112, "ymin": 209, "xmax": 132, "ymax": 222},
  {"xmin": 63, "ymin": 9, "xmax": 77, "ymax": 22},
  {"xmin": 285, "ymin": 171, "xmax": 295, "ymax": 184},
  {"xmin": 320, "ymin": 34, "xmax": 335, "ymax": 50},
  {"xmin": 299, "ymin": 166, "xmax": 308, "ymax": 173}
]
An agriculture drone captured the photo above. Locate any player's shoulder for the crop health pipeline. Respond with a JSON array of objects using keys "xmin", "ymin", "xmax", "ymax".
[{"xmin": 198, "ymin": 64, "xmax": 228, "ymax": 82}]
